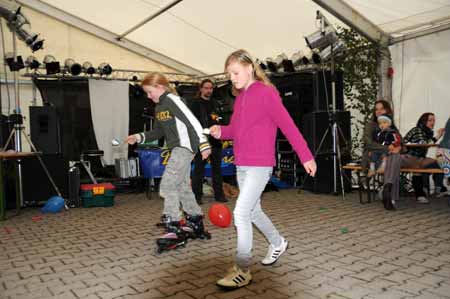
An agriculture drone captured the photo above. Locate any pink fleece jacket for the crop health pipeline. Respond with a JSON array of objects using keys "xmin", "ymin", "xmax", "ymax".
[{"xmin": 220, "ymin": 81, "xmax": 314, "ymax": 166}]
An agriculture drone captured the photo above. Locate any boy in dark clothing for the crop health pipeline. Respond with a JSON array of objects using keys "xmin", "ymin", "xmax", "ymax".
[{"xmin": 369, "ymin": 114, "xmax": 401, "ymax": 176}]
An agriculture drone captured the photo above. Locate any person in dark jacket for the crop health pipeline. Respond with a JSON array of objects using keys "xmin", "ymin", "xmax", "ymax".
[
  {"xmin": 404, "ymin": 113, "xmax": 446, "ymax": 202},
  {"xmin": 362, "ymin": 100, "xmax": 407, "ymax": 210},
  {"xmin": 189, "ymin": 79, "xmax": 227, "ymax": 204}
]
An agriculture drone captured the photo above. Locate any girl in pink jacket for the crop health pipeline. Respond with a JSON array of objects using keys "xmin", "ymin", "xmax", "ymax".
[{"xmin": 211, "ymin": 49, "xmax": 317, "ymax": 289}]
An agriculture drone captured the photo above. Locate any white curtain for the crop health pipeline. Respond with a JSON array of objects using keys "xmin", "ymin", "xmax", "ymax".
[
  {"xmin": 88, "ymin": 79, "xmax": 129, "ymax": 165},
  {"xmin": 390, "ymin": 29, "xmax": 450, "ymax": 137}
]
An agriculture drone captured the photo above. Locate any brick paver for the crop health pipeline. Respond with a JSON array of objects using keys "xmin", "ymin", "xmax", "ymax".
[{"xmin": 1, "ymin": 190, "xmax": 449, "ymax": 299}]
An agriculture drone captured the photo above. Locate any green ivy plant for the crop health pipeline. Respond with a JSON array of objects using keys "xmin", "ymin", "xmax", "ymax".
[{"xmin": 336, "ymin": 27, "xmax": 379, "ymax": 160}]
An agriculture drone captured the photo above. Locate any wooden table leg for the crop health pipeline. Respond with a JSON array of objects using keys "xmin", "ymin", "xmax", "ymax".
[{"xmin": 0, "ymin": 158, "xmax": 4, "ymax": 221}]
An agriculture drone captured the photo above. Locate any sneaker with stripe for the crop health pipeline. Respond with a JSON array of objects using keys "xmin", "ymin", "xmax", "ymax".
[
  {"xmin": 216, "ymin": 265, "xmax": 252, "ymax": 289},
  {"xmin": 261, "ymin": 237, "xmax": 288, "ymax": 266}
]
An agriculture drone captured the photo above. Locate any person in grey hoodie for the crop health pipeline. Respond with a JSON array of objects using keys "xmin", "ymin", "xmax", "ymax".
[{"xmin": 126, "ymin": 72, "xmax": 211, "ymax": 249}]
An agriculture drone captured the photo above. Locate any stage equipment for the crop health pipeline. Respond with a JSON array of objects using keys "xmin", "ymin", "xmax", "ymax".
[
  {"xmin": 305, "ymin": 11, "xmax": 338, "ymax": 51},
  {"xmin": 4, "ymin": 52, "xmax": 24, "ymax": 71},
  {"xmin": 0, "ymin": 3, "xmax": 44, "ymax": 52},
  {"xmin": 29, "ymin": 106, "xmax": 61, "ymax": 154},
  {"xmin": 82, "ymin": 61, "xmax": 96, "ymax": 75},
  {"xmin": 0, "ymin": 2, "xmax": 56, "ymax": 210},
  {"xmin": 281, "ymin": 59, "xmax": 295, "ymax": 73},
  {"xmin": 43, "ymin": 55, "xmax": 60, "ymax": 75},
  {"xmin": 98, "ymin": 62, "xmax": 112, "ymax": 75},
  {"xmin": 303, "ymin": 10, "xmax": 348, "ymax": 198},
  {"xmin": 25, "ymin": 55, "xmax": 40, "ymax": 69},
  {"xmin": 265, "ymin": 58, "xmax": 278, "ymax": 73},
  {"xmin": 64, "ymin": 58, "xmax": 82, "ymax": 76},
  {"xmin": 313, "ymin": 40, "xmax": 346, "ymax": 64},
  {"xmin": 256, "ymin": 59, "xmax": 267, "ymax": 70}
]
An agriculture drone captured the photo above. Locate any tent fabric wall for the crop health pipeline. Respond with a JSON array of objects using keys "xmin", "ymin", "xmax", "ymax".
[
  {"xmin": 390, "ymin": 28, "xmax": 450, "ymax": 138},
  {"xmin": 88, "ymin": 79, "xmax": 129, "ymax": 165},
  {"xmin": 38, "ymin": 0, "xmax": 450, "ymax": 74}
]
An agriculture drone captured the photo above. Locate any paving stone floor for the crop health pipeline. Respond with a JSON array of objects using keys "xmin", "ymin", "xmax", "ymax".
[{"xmin": 1, "ymin": 189, "xmax": 450, "ymax": 299}]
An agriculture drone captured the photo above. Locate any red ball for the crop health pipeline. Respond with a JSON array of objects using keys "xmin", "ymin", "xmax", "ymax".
[{"xmin": 208, "ymin": 203, "xmax": 232, "ymax": 228}]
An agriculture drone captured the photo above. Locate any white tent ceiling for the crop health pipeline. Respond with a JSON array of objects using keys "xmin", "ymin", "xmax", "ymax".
[{"xmin": 25, "ymin": 0, "xmax": 450, "ymax": 74}]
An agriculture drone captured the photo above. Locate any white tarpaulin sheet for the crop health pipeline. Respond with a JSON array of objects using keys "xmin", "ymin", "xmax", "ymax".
[
  {"xmin": 391, "ymin": 29, "xmax": 450, "ymax": 138},
  {"xmin": 88, "ymin": 79, "xmax": 129, "ymax": 165}
]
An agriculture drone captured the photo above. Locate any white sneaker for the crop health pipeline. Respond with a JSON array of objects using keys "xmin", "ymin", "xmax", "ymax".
[
  {"xmin": 417, "ymin": 196, "xmax": 430, "ymax": 204},
  {"xmin": 261, "ymin": 237, "xmax": 288, "ymax": 266}
]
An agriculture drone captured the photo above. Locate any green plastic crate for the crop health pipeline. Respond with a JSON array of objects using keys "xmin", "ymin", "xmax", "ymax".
[{"xmin": 80, "ymin": 183, "xmax": 115, "ymax": 208}]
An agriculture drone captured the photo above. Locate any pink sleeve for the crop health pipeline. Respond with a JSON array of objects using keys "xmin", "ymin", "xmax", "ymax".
[
  {"xmin": 220, "ymin": 125, "xmax": 233, "ymax": 140},
  {"xmin": 219, "ymin": 97, "xmax": 240, "ymax": 140},
  {"xmin": 265, "ymin": 88, "xmax": 314, "ymax": 164}
]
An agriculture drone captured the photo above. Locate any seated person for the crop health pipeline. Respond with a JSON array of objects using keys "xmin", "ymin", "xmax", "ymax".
[
  {"xmin": 404, "ymin": 113, "xmax": 446, "ymax": 202},
  {"xmin": 436, "ymin": 117, "xmax": 450, "ymax": 192},
  {"xmin": 369, "ymin": 115, "xmax": 401, "ymax": 176}
]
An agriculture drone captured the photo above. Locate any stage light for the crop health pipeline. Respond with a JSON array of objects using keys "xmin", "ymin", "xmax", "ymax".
[
  {"xmin": 312, "ymin": 51, "xmax": 321, "ymax": 64},
  {"xmin": 291, "ymin": 50, "xmax": 311, "ymax": 66},
  {"xmin": 98, "ymin": 63, "xmax": 112, "ymax": 75},
  {"xmin": 4, "ymin": 52, "xmax": 24, "ymax": 71},
  {"xmin": 281, "ymin": 59, "xmax": 295, "ymax": 72},
  {"xmin": 274, "ymin": 53, "xmax": 288, "ymax": 67},
  {"xmin": 25, "ymin": 55, "xmax": 40, "ymax": 69},
  {"xmin": 43, "ymin": 55, "xmax": 60, "ymax": 75},
  {"xmin": 131, "ymin": 74, "xmax": 141, "ymax": 82},
  {"xmin": 305, "ymin": 11, "xmax": 338, "ymax": 51},
  {"xmin": 305, "ymin": 26, "xmax": 337, "ymax": 51},
  {"xmin": 255, "ymin": 59, "xmax": 267, "ymax": 70},
  {"xmin": 82, "ymin": 62, "xmax": 96, "ymax": 75},
  {"xmin": 265, "ymin": 58, "xmax": 278, "ymax": 73},
  {"xmin": 0, "ymin": 5, "xmax": 44, "ymax": 52},
  {"xmin": 64, "ymin": 58, "xmax": 82, "ymax": 76},
  {"xmin": 312, "ymin": 40, "xmax": 346, "ymax": 64}
]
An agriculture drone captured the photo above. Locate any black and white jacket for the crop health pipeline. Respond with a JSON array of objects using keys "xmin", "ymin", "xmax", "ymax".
[{"xmin": 137, "ymin": 92, "xmax": 210, "ymax": 154}]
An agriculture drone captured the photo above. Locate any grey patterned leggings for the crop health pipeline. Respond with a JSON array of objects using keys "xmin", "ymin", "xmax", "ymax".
[{"xmin": 159, "ymin": 147, "xmax": 203, "ymax": 220}]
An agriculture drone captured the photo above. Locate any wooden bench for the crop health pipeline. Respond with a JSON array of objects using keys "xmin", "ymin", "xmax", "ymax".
[{"xmin": 342, "ymin": 164, "xmax": 444, "ymax": 204}]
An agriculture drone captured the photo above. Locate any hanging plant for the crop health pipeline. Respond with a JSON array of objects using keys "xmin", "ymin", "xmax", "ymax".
[{"xmin": 336, "ymin": 27, "xmax": 379, "ymax": 159}]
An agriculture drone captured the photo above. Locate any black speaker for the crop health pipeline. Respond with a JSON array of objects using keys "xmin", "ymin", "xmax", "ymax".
[
  {"xmin": 176, "ymin": 84, "xmax": 198, "ymax": 101},
  {"xmin": 271, "ymin": 72, "xmax": 314, "ymax": 130},
  {"xmin": 302, "ymin": 111, "xmax": 352, "ymax": 193},
  {"xmin": 270, "ymin": 70, "xmax": 344, "ymax": 130},
  {"xmin": 29, "ymin": 106, "xmax": 61, "ymax": 154},
  {"xmin": 0, "ymin": 114, "xmax": 12, "ymax": 149},
  {"xmin": 4, "ymin": 154, "xmax": 68, "ymax": 208}
]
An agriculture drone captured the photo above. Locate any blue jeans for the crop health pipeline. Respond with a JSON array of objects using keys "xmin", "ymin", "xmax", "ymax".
[{"xmin": 234, "ymin": 166, "xmax": 282, "ymax": 269}]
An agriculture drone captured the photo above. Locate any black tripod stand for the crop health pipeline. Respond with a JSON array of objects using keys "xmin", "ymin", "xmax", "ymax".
[{"xmin": 300, "ymin": 54, "xmax": 350, "ymax": 199}]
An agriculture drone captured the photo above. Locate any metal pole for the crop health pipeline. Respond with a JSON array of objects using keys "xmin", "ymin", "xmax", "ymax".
[
  {"xmin": 117, "ymin": 0, "xmax": 183, "ymax": 40},
  {"xmin": 330, "ymin": 45, "xmax": 346, "ymax": 199},
  {"xmin": 31, "ymin": 78, "xmax": 37, "ymax": 106},
  {"xmin": 12, "ymin": 32, "xmax": 24, "ymax": 207},
  {"xmin": 331, "ymin": 45, "xmax": 337, "ymax": 194}
]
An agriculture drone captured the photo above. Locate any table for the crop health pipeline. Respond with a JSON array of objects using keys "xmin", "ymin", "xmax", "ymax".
[
  {"xmin": 0, "ymin": 152, "xmax": 39, "ymax": 221},
  {"xmin": 405, "ymin": 143, "xmax": 438, "ymax": 148}
]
